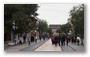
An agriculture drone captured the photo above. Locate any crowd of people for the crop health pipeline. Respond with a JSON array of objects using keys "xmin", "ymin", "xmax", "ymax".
[
  {"xmin": 13, "ymin": 32, "xmax": 81, "ymax": 47},
  {"xmin": 13, "ymin": 32, "xmax": 49, "ymax": 45},
  {"xmin": 51, "ymin": 32, "xmax": 81, "ymax": 47}
]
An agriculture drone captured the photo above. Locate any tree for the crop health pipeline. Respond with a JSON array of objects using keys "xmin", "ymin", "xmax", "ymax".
[
  {"xmin": 56, "ymin": 24, "xmax": 69, "ymax": 33},
  {"xmin": 47, "ymin": 28, "xmax": 53, "ymax": 37},
  {"xmin": 70, "ymin": 4, "xmax": 84, "ymax": 37},
  {"xmin": 70, "ymin": 4, "xmax": 84, "ymax": 45},
  {"xmin": 4, "ymin": 4, "xmax": 39, "ymax": 41},
  {"xmin": 38, "ymin": 20, "xmax": 48, "ymax": 34}
]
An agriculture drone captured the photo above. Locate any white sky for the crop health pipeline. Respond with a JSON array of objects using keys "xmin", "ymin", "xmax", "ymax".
[{"xmin": 37, "ymin": 4, "xmax": 80, "ymax": 25}]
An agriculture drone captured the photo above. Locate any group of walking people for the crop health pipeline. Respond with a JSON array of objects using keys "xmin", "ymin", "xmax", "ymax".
[
  {"xmin": 51, "ymin": 32, "xmax": 81, "ymax": 47},
  {"xmin": 42, "ymin": 33, "xmax": 49, "ymax": 41},
  {"xmin": 13, "ymin": 33, "xmax": 38, "ymax": 45},
  {"xmin": 51, "ymin": 33, "xmax": 66, "ymax": 46}
]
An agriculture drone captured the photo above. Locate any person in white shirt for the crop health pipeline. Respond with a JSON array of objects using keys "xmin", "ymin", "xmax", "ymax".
[{"xmin": 77, "ymin": 36, "xmax": 81, "ymax": 46}]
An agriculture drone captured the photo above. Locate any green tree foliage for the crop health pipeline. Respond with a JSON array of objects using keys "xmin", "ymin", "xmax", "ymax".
[
  {"xmin": 47, "ymin": 28, "xmax": 53, "ymax": 36},
  {"xmin": 70, "ymin": 4, "xmax": 84, "ymax": 37},
  {"xmin": 56, "ymin": 24, "xmax": 70, "ymax": 33},
  {"xmin": 4, "ymin": 4, "xmax": 39, "ymax": 34},
  {"xmin": 38, "ymin": 20, "xmax": 48, "ymax": 34}
]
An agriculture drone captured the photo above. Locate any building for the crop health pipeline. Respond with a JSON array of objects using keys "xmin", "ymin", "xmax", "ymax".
[{"xmin": 49, "ymin": 24, "xmax": 60, "ymax": 34}]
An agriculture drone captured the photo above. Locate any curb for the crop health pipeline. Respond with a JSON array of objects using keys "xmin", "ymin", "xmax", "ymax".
[
  {"xmin": 60, "ymin": 46, "xmax": 63, "ymax": 51},
  {"xmin": 19, "ymin": 39, "xmax": 49, "ymax": 51},
  {"xmin": 68, "ymin": 45, "xmax": 76, "ymax": 51},
  {"xmin": 33, "ymin": 39, "xmax": 49, "ymax": 51}
]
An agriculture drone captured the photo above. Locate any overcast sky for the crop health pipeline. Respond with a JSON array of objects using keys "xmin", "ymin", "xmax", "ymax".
[{"xmin": 37, "ymin": 4, "xmax": 80, "ymax": 25}]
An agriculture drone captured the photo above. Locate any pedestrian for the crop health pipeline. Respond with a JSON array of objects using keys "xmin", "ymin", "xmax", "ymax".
[
  {"xmin": 13, "ymin": 36, "xmax": 16, "ymax": 45},
  {"xmin": 51, "ymin": 35, "xmax": 55, "ymax": 45},
  {"xmin": 42, "ymin": 34, "xmax": 45, "ymax": 41},
  {"xmin": 23, "ymin": 34, "xmax": 26, "ymax": 43},
  {"xmin": 31, "ymin": 35, "xmax": 34, "ymax": 42},
  {"xmin": 39, "ymin": 34, "xmax": 42, "ymax": 41},
  {"xmin": 57, "ymin": 34, "xmax": 61, "ymax": 46},
  {"xmin": 46, "ymin": 34, "xmax": 48, "ymax": 40},
  {"xmin": 54, "ymin": 34, "xmax": 58, "ymax": 47},
  {"xmin": 71, "ymin": 35, "xmax": 74, "ymax": 44},
  {"xmin": 19, "ymin": 36, "xmax": 23, "ymax": 45},
  {"xmin": 66, "ymin": 36, "xmax": 69, "ymax": 46},
  {"xmin": 35, "ymin": 36, "xmax": 37, "ymax": 43},
  {"xmin": 61, "ymin": 34, "xmax": 65, "ymax": 46},
  {"xmin": 66, "ymin": 32, "xmax": 71, "ymax": 45},
  {"xmin": 77, "ymin": 36, "xmax": 81, "ymax": 46},
  {"xmin": 73, "ymin": 35, "xmax": 76, "ymax": 44},
  {"xmin": 28, "ymin": 37, "xmax": 31, "ymax": 45}
]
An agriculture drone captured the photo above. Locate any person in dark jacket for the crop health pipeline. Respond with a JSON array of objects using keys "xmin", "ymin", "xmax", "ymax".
[
  {"xmin": 39, "ymin": 34, "xmax": 42, "ymax": 41},
  {"xmin": 54, "ymin": 36, "xmax": 58, "ymax": 47},
  {"xmin": 23, "ymin": 34, "xmax": 26, "ymax": 43},
  {"xmin": 57, "ymin": 35, "xmax": 61, "ymax": 46},
  {"xmin": 51, "ymin": 36, "xmax": 55, "ymax": 44},
  {"xmin": 31, "ymin": 35, "xmax": 34, "ymax": 42},
  {"xmin": 61, "ymin": 34, "xmax": 65, "ymax": 46}
]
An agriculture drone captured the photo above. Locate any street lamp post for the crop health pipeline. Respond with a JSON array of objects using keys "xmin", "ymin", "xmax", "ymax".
[
  {"xmin": 12, "ymin": 20, "xmax": 19, "ymax": 44},
  {"xmin": 12, "ymin": 20, "xmax": 16, "ymax": 44},
  {"xmin": 8, "ymin": 20, "xmax": 16, "ymax": 46}
]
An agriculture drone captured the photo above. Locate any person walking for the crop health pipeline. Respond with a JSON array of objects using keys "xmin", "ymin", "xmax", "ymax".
[
  {"xmin": 61, "ymin": 34, "xmax": 65, "ymax": 46},
  {"xmin": 31, "ymin": 35, "xmax": 34, "ymax": 42},
  {"xmin": 39, "ymin": 34, "xmax": 42, "ymax": 41},
  {"xmin": 51, "ymin": 35, "xmax": 55, "ymax": 45},
  {"xmin": 19, "ymin": 36, "xmax": 23, "ymax": 45},
  {"xmin": 23, "ymin": 34, "xmax": 26, "ymax": 43},
  {"xmin": 54, "ymin": 34, "xmax": 58, "ymax": 47},
  {"xmin": 46, "ymin": 34, "xmax": 48, "ymax": 40},
  {"xmin": 42, "ymin": 34, "xmax": 45, "ymax": 41},
  {"xmin": 77, "ymin": 36, "xmax": 81, "ymax": 46},
  {"xmin": 28, "ymin": 37, "xmax": 31, "ymax": 45},
  {"xmin": 66, "ymin": 32, "xmax": 71, "ymax": 46},
  {"xmin": 35, "ymin": 35, "xmax": 37, "ymax": 43},
  {"xmin": 13, "ymin": 36, "xmax": 16, "ymax": 45},
  {"xmin": 66, "ymin": 36, "xmax": 69, "ymax": 46},
  {"xmin": 57, "ymin": 34, "xmax": 61, "ymax": 46},
  {"xmin": 73, "ymin": 35, "xmax": 76, "ymax": 44}
]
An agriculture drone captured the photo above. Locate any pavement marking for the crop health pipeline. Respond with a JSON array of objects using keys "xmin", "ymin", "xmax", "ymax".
[{"xmin": 34, "ymin": 39, "xmax": 62, "ymax": 51}]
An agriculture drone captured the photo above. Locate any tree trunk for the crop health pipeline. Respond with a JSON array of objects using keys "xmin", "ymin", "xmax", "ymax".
[{"xmin": 4, "ymin": 32, "xmax": 11, "ymax": 41}]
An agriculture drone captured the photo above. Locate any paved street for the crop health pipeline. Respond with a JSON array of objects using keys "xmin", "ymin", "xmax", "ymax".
[
  {"xmin": 68, "ymin": 43, "xmax": 85, "ymax": 52},
  {"xmin": 4, "ymin": 38, "xmax": 84, "ymax": 52},
  {"xmin": 34, "ymin": 39, "xmax": 77, "ymax": 51},
  {"xmin": 20, "ymin": 40, "xmax": 48, "ymax": 51},
  {"xmin": 34, "ymin": 39, "xmax": 62, "ymax": 51},
  {"xmin": 4, "ymin": 39, "xmax": 48, "ymax": 51}
]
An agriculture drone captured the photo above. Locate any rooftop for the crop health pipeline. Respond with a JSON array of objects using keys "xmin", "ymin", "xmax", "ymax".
[{"xmin": 49, "ymin": 24, "xmax": 61, "ymax": 29}]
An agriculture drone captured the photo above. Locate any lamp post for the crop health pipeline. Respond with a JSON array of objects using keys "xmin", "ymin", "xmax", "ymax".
[
  {"xmin": 12, "ymin": 20, "xmax": 15, "ymax": 42},
  {"xmin": 8, "ymin": 20, "xmax": 16, "ymax": 46},
  {"xmin": 12, "ymin": 20, "xmax": 19, "ymax": 45}
]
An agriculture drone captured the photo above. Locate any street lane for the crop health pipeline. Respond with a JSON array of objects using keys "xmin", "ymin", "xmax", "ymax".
[
  {"xmin": 34, "ymin": 39, "xmax": 62, "ymax": 51},
  {"xmin": 20, "ymin": 40, "xmax": 48, "ymax": 51}
]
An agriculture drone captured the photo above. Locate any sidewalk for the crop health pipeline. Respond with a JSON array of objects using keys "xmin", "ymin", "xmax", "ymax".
[
  {"xmin": 4, "ymin": 39, "xmax": 42, "ymax": 51},
  {"xmin": 4, "ymin": 43, "xmax": 29, "ymax": 51},
  {"xmin": 68, "ymin": 43, "xmax": 85, "ymax": 51},
  {"xmin": 34, "ymin": 39, "xmax": 62, "ymax": 51}
]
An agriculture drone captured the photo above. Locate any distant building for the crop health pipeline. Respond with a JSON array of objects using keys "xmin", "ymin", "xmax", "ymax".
[{"xmin": 49, "ymin": 24, "xmax": 60, "ymax": 34}]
